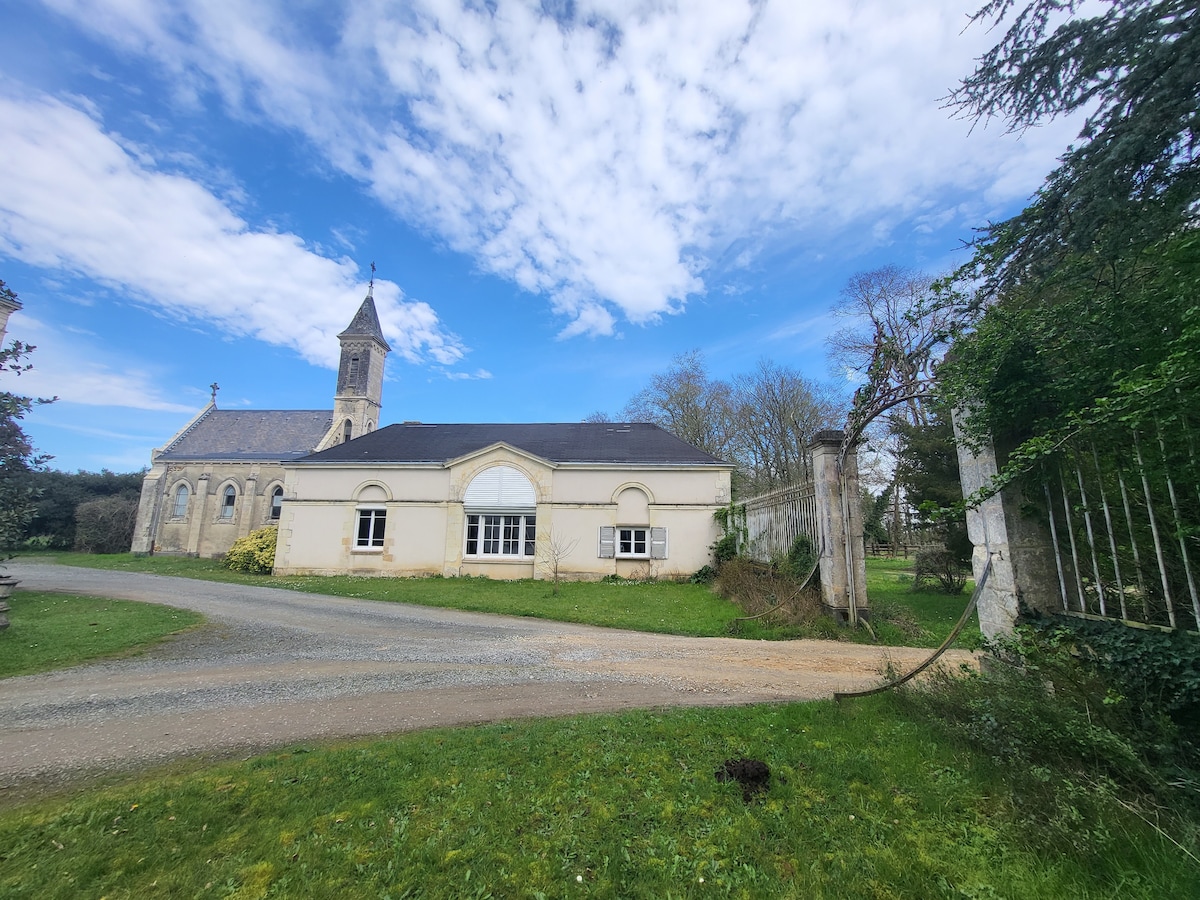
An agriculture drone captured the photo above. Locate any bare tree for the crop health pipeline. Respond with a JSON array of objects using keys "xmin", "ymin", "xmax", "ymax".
[
  {"xmin": 536, "ymin": 530, "xmax": 580, "ymax": 595},
  {"xmin": 828, "ymin": 265, "xmax": 957, "ymax": 429},
  {"xmin": 621, "ymin": 351, "xmax": 734, "ymax": 459},
  {"xmin": 729, "ymin": 360, "xmax": 844, "ymax": 494},
  {"xmin": 827, "ymin": 265, "xmax": 965, "ymax": 554}
]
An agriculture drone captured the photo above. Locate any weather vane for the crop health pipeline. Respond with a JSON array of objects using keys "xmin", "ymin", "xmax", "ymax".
[
  {"xmin": 369, "ymin": 261, "xmax": 376, "ymax": 292},
  {"xmin": 209, "ymin": 382, "xmax": 219, "ymax": 404}
]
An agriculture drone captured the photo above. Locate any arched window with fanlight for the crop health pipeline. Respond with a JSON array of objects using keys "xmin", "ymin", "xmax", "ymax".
[
  {"xmin": 220, "ymin": 485, "xmax": 237, "ymax": 520},
  {"xmin": 463, "ymin": 465, "xmax": 537, "ymax": 558},
  {"xmin": 269, "ymin": 486, "xmax": 284, "ymax": 520},
  {"xmin": 171, "ymin": 483, "xmax": 189, "ymax": 518}
]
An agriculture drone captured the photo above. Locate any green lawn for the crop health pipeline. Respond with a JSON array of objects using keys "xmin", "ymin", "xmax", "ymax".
[
  {"xmin": 37, "ymin": 552, "xmax": 746, "ymax": 637},
  {"xmin": 19, "ymin": 552, "xmax": 982, "ymax": 647},
  {"xmin": 0, "ymin": 590, "xmax": 204, "ymax": 679},
  {"xmin": 0, "ymin": 697, "xmax": 1191, "ymax": 898},
  {"xmin": 864, "ymin": 555, "xmax": 983, "ymax": 648}
]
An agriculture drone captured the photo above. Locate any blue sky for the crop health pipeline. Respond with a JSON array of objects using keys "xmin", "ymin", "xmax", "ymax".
[{"xmin": 1, "ymin": 0, "xmax": 1078, "ymax": 474}]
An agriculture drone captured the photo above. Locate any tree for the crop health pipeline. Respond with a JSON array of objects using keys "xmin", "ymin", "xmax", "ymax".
[
  {"xmin": 535, "ymin": 530, "xmax": 580, "ymax": 595},
  {"xmin": 0, "ymin": 280, "xmax": 52, "ymax": 560},
  {"xmin": 728, "ymin": 360, "xmax": 843, "ymax": 494},
  {"xmin": 26, "ymin": 469, "xmax": 146, "ymax": 549},
  {"xmin": 949, "ymin": 0, "xmax": 1200, "ymax": 297},
  {"xmin": 73, "ymin": 496, "xmax": 139, "ymax": 554},
  {"xmin": 827, "ymin": 267, "xmax": 965, "ymax": 554},
  {"xmin": 829, "ymin": 266, "xmax": 957, "ymax": 429},
  {"xmin": 612, "ymin": 353, "xmax": 846, "ymax": 496},
  {"xmin": 938, "ymin": 1, "xmax": 1200, "ymax": 477},
  {"xmin": 621, "ymin": 351, "xmax": 734, "ymax": 459}
]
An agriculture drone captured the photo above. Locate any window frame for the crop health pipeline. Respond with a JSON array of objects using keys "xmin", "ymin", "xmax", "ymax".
[
  {"xmin": 354, "ymin": 506, "xmax": 387, "ymax": 551},
  {"xmin": 618, "ymin": 526, "xmax": 650, "ymax": 558},
  {"xmin": 269, "ymin": 486, "xmax": 284, "ymax": 521},
  {"xmin": 464, "ymin": 512, "xmax": 536, "ymax": 559},
  {"xmin": 219, "ymin": 485, "xmax": 237, "ymax": 520},
  {"xmin": 171, "ymin": 483, "xmax": 189, "ymax": 519},
  {"xmin": 599, "ymin": 525, "xmax": 668, "ymax": 560}
]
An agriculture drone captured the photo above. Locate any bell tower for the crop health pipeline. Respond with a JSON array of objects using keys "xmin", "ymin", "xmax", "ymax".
[{"xmin": 331, "ymin": 273, "xmax": 391, "ymax": 444}]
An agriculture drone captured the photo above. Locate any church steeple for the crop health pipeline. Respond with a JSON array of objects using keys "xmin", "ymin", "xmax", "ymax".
[{"xmin": 330, "ymin": 269, "xmax": 390, "ymax": 444}]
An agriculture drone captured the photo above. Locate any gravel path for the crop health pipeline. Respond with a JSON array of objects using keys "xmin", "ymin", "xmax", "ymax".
[{"xmin": 0, "ymin": 564, "xmax": 973, "ymax": 796}]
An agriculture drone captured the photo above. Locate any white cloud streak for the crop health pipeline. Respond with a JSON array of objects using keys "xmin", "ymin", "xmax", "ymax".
[
  {"xmin": 0, "ymin": 90, "xmax": 465, "ymax": 370},
  {"xmin": 33, "ymin": 0, "xmax": 1077, "ymax": 337}
]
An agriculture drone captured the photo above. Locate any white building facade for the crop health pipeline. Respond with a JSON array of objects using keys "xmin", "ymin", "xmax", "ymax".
[{"xmin": 273, "ymin": 424, "xmax": 733, "ymax": 580}]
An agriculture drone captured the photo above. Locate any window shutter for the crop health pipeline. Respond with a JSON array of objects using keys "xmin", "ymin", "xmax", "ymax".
[
  {"xmin": 650, "ymin": 527, "xmax": 668, "ymax": 559},
  {"xmin": 598, "ymin": 526, "xmax": 615, "ymax": 559}
]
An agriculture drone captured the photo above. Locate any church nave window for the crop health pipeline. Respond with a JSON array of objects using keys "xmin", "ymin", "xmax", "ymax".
[
  {"xmin": 220, "ymin": 485, "xmax": 237, "ymax": 520},
  {"xmin": 172, "ymin": 484, "xmax": 189, "ymax": 518}
]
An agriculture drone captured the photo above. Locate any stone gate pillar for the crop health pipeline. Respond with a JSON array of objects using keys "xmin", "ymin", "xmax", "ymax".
[
  {"xmin": 810, "ymin": 430, "xmax": 869, "ymax": 623},
  {"xmin": 953, "ymin": 411, "xmax": 1064, "ymax": 638}
]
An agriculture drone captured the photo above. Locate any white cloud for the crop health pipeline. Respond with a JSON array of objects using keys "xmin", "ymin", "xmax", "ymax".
[
  {"xmin": 33, "ymin": 0, "xmax": 1079, "ymax": 336},
  {"xmin": 444, "ymin": 368, "xmax": 494, "ymax": 381},
  {"xmin": 0, "ymin": 90, "xmax": 465, "ymax": 369}
]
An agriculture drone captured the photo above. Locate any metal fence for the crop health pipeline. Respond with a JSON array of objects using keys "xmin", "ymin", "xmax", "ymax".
[
  {"xmin": 736, "ymin": 479, "xmax": 819, "ymax": 563},
  {"xmin": 1042, "ymin": 424, "xmax": 1200, "ymax": 631}
]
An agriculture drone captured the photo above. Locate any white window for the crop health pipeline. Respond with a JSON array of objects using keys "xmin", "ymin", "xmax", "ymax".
[
  {"xmin": 619, "ymin": 527, "xmax": 648, "ymax": 557},
  {"xmin": 355, "ymin": 507, "xmax": 386, "ymax": 549},
  {"xmin": 462, "ymin": 466, "xmax": 537, "ymax": 559},
  {"xmin": 465, "ymin": 513, "xmax": 536, "ymax": 558},
  {"xmin": 172, "ymin": 484, "xmax": 189, "ymax": 518},
  {"xmin": 599, "ymin": 526, "xmax": 667, "ymax": 559},
  {"xmin": 220, "ymin": 486, "xmax": 237, "ymax": 519},
  {"xmin": 269, "ymin": 486, "xmax": 284, "ymax": 520}
]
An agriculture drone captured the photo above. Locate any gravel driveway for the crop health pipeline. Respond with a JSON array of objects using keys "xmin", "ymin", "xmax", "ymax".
[{"xmin": 0, "ymin": 563, "xmax": 972, "ymax": 795}]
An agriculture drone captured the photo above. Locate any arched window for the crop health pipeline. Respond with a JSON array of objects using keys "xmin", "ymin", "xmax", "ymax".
[
  {"xmin": 343, "ymin": 419, "xmax": 353, "ymax": 443},
  {"xmin": 220, "ymin": 485, "xmax": 237, "ymax": 519},
  {"xmin": 269, "ymin": 486, "xmax": 284, "ymax": 520},
  {"xmin": 463, "ymin": 465, "xmax": 537, "ymax": 558},
  {"xmin": 172, "ymin": 484, "xmax": 189, "ymax": 518}
]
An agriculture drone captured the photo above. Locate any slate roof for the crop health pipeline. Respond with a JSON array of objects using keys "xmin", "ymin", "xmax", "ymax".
[
  {"xmin": 156, "ymin": 409, "xmax": 333, "ymax": 462},
  {"xmin": 338, "ymin": 293, "xmax": 391, "ymax": 351},
  {"xmin": 299, "ymin": 422, "xmax": 730, "ymax": 466}
]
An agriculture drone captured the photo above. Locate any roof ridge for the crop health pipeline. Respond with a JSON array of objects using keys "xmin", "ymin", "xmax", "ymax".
[{"xmin": 160, "ymin": 404, "xmax": 215, "ymax": 454}]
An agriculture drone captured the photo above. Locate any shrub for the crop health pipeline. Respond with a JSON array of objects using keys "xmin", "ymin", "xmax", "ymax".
[
  {"xmin": 224, "ymin": 526, "xmax": 278, "ymax": 574},
  {"xmin": 711, "ymin": 533, "xmax": 738, "ymax": 567},
  {"xmin": 73, "ymin": 496, "xmax": 138, "ymax": 554},
  {"xmin": 898, "ymin": 620, "xmax": 1200, "ymax": 814},
  {"xmin": 912, "ymin": 546, "xmax": 969, "ymax": 594},
  {"xmin": 783, "ymin": 534, "xmax": 818, "ymax": 583},
  {"xmin": 715, "ymin": 556, "xmax": 822, "ymax": 628}
]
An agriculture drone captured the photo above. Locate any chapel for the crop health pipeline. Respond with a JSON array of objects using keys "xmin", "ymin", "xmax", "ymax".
[{"xmin": 129, "ymin": 288, "xmax": 391, "ymax": 558}]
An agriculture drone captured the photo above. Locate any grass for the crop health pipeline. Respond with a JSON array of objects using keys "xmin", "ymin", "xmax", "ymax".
[
  {"xmin": 865, "ymin": 555, "xmax": 983, "ymax": 649},
  {"xmin": 1, "ymin": 696, "xmax": 1193, "ymax": 898},
  {"xmin": 29, "ymin": 552, "xmax": 783, "ymax": 638},
  {"xmin": 18, "ymin": 552, "xmax": 982, "ymax": 647},
  {"xmin": 0, "ymin": 590, "xmax": 204, "ymax": 679}
]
